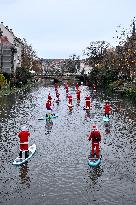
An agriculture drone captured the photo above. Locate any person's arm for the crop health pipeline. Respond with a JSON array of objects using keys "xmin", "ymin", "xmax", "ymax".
[{"xmin": 87, "ymin": 132, "xmax": 92, "ymax": 141}]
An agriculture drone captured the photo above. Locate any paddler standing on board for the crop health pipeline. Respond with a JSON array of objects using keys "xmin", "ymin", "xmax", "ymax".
[
  {"xmin": 65, "ymin": 83, "xmax": 69, "ymax": 95},
  {"xmin": 56, "ymin": 90, "xmax": 60, "ymax": 102},
  {"xmin": 104, "ymin": 101, "xmax": 110, "ymax": 118},
  {"xmin": 88, "ymin": 124, "xmax": 101, "ymax": 158},
  {"xmin": 68, "ymin": 94, "xmax": 73, "ymax": 105},
  {"xmin": 76, "ymin": 88, "xmax": 81, "ymax": 102},
  {"xmin": 46, "ymin": 100, "xmax": 52, "ymax": 110},
  {"xmin": 75, "ymin": 82, "xmax": 79, "ymax": 91},
  {"xmin": 18, "ymin": 126, "xmax": 30, "ymax": 158},
  {"xmin": 85, "ymin": 94, "xmax": 91, "ymax": 109},
  {"xmin": 48, "ymin": 92, "xmax": 52, "ymax": 106}
]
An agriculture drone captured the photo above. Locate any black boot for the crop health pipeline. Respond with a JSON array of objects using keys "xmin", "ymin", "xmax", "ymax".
[
  {"xmin": 25, "ymin": 151, "xmax": 29, "ymax": 158},
  {"xmin": 19, "ymin": 151, "xmax": 22, "ymax": 158}
]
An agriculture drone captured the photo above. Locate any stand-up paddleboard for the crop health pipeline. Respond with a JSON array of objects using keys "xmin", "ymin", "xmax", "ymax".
[
  {"xmin": 103, "ymin": 116, "xmax": 109, "ymax": 122},
  {"xmin": 83, "ymin": 106, "xmax": 90, "ymax": 110},
  {"xmin": 88, "ymin": 152, "xmax": 102, "ymax": 167},
  {"xmin": 46, "ymin": 114, "xmax": 58, "ymax": 119},
  {"xmin": 67, "ymin": 103, "xmax": 74, "ymax": 108},
  {"xmin": 56, "ymin": 99, "xmax": 60, "ymax": 103},
  {"xmin": 13, "ymin": 144, "xmax": 36, "ymax": 166},
  {"xmin": 38, "ymin": 114, "xmax": 58, "ymax": 120}
]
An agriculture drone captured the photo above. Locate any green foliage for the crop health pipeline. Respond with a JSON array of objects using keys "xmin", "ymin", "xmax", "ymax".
[
  {"xmin": 0, "ymin": 73, "xmax": 7, "ymax": 87},
  {"xmin": 16, "ymin": 67, "xmax": 31, "ymax": 86}
]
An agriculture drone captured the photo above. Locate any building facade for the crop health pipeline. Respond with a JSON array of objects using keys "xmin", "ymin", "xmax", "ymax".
[{"xmin": 0, "ymin": 22, "xmax": 22, "ymax": 74}]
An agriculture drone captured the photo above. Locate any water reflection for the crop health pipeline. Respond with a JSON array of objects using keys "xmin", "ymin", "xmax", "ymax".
[
  {"xmin": 84, "ymin": 110, "xmax": 90, "ymax": 121},
  {"xmin": 19, "ymin": 162, "xmax": 30, "ymax": 188},
  {"xmin": 104, "ymin": 122, "xmax": 110, "ymax": 135},
  {"xmin": 45, "ymin": 119, "xmax": 53, "ymax": 134},
  {"xmin": 87, "ymin": 166, "xmax": 103, "ymax": 186}
]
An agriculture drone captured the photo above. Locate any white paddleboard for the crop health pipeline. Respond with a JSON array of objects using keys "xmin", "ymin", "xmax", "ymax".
[
  {"xmin": 13, "ymin": 144, "xmax": 36, "ymax": 165},
  {"xmin": 67, "ymin": 103, "xmax": 74, "ymax": 107}
]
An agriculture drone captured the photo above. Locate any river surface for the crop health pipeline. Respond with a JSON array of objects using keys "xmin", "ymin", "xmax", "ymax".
[{"xmin": 0, "ymin": 83, "xmax": 136, "ymax": 205}]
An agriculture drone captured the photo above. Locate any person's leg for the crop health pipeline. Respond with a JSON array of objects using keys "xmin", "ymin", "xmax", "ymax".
[
  {"xmin": 19, "ymin": 151, "xmax": 22, "ymax": 158},
  {"xmin": 95, "ymin": 143, "xmax": 99, "ymax": 158},
  {"xmin": 92, "ymin": 143, "xmax": 95, "ymax": 157},
  {"xmin": 25, "ymin": 150, "xmax": 29, "ymax": 158}
]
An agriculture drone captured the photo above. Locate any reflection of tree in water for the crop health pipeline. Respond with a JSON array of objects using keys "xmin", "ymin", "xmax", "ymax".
[
  {"xmin": 76, "ymin": 99, "xmax": 80, "ymax": 106},
  {"xmin": 68, "ymin": 108, "xmax": 73, "ymax": 114},
  {"xmin": 84, "ymin": 110, "xmax": 90, "ymax": 120},
  {"xmin": 104, "ymin": 122, "xmax": 110, "ymax": 135},
  {"xmin": 45, "ymin": 119, "xmax": 53, "ymax": 134},
  {"xmin": 87, "ymin": 166, "xmax": 103, "ymax": 186},
  {"xmin": 19, "ymin": 162, "xmax": 30, "ymax": 188}
]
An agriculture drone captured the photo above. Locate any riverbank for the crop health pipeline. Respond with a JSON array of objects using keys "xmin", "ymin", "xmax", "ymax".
[
  {"xmin": 108, "ymin": 80, "xmax": 136, "ymax": 102},
  {"xmin": 0, "ymin": 80, "xmax": 41, "ymax": 98}
]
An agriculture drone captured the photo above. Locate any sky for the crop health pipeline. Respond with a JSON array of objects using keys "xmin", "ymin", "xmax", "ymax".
[{"xmin": 0, "ymin": 0, "xmax": 136, "ymax": 59}]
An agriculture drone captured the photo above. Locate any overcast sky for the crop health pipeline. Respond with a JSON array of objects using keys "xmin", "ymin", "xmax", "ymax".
[{"xmin": 0, "ymin": 0, "xmax": 136, "ymax": 59}]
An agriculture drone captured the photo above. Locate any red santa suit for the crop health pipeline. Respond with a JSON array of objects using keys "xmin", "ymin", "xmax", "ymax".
[
  {"xmin": 68, "ymin": 94, "xmax": 72, "ymax": 105},
  {"xmin": 76, "ymin": 89, "xmax": 81, "ymax": 100},
  {"xmin": 46, "ymin": 101, "xmax": 52, "ymax": 110},
  {"xmin": 88, "ymin": 125, "xmax": 101, "ymax": 158},
  {"xmin": 65, "ymin": 85, "xmax": 69, "ymax": 94},
  {"xmin": 104, "ymin": 103, "xmax": 110, "ymax": 116},
  {"xmin": 48, "ymin": 93, "xmax": 52, "ymax": 106},
  {"xmin": 85, "ymin": 95, "xmax": 91, "ymax": 109},
  {"xmin": 75, "ymin": 83, "xmax": 79, "ymax": 90},
  {"xmin": 18, "ymin": 130, "xmax": 30, "ymax": 151}
]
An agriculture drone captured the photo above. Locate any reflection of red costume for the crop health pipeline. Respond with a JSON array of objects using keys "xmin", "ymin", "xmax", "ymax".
[
  {"xmin": 88, "ymin": 129, "xmax": 101, "ymax": 158},
  {"xmin": 85, "ymin": 95, "xmax": 90, "ymax": 109},
  {"xmin": 104, "ymin": 103, "xmax": 110, "ymax": 114},
  {"xmin": 18, "ymin": 131, "xmax": 30, "ymax": 151},
  {"xmin": 68, "ymin": 95, "xmax": 72, "ymax": 105},
  {"xmin": 76, "ymin": 89, "xmax": 81, "ymax": 100}
]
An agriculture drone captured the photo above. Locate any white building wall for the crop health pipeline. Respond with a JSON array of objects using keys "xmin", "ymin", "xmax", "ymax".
[{"xmin": 0, "ymin": 22, "xmax": 22, "ymax": 73}]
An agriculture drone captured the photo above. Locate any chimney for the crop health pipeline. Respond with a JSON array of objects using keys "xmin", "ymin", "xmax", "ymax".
[
  {"xmin": 1, "ymin": 22, "xmax": 3, "ymax": 24},
  {"xmin": 10, "ymin": 29, "xmax": 12, "ymax": 32},
  {"xmin": 6, "ymin": 26, "xmax": 8, "ymax": 29}
]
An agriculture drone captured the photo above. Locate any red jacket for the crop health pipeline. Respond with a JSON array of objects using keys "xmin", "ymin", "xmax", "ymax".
[
  {"xmin": 46, "ymin": 101, "xmax": 51, "ymax": 109},
  {"xmin": 76, "ymin": 83, "xmax": 79, "ymax": 90},
  {"xmin": 76, "ymin": 90, "xmax": 81, "ymax": 99},
  {"xmin": 85, "ymin": 96, "xmax": 90, "ymax": 101},
  {"xmin": 48, "ymin": 94, "xmax": 52, "ymax": 101},
  {"xmin": 18, "ymin": 131, "xmax": 30, "ymax": 143},
  {"xmin": 104, "ymin": 104, "xmax": 110, "ymax": 114},
  {"xmin": 68, "ymin": 95, "xmax": 72, "ymax": 104},
  {"xmin": 88, "ymin": 130, "xmax": 101, "ymax": 143},
  {"xmin": 18, "ymin": 131, "xmax": 30, "ymax": 150}
]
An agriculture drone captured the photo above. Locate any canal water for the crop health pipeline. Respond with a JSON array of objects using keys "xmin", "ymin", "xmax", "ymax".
[{"xmin": 0, "ymin": 84, "xmax": 136, "ymax": 205}]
